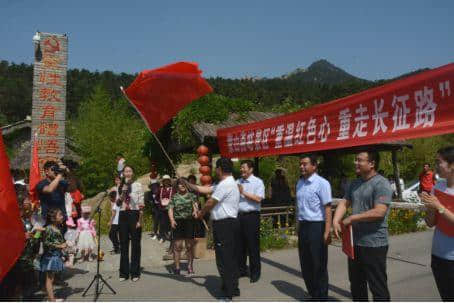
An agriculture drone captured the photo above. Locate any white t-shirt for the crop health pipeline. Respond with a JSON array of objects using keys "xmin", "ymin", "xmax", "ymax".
[
  {"xmin": 111, "ymin": 202, "xmax": 120, "ymax": 225},
  {"xmin": 211, "ymin": 176, "xmax": 240, "ymax": 221}
]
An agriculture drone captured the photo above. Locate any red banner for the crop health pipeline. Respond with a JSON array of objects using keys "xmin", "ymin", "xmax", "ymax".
[{"xmin": 217, "ymin": 63, "xmax": 454, "ymax": 158}]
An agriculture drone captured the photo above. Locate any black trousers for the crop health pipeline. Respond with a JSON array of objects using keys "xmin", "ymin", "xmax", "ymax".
[
  {"xmin": 150, "ymin": 205, "xmax": 159, "ymax": 235},
  {"xmin": 298, "ymin": 220, "xmax": 329, "ymax": 300},
  {"xmin": 431, "ymin": 254, "xmax": 454, "ymax": 301},
  {"xmin": 119, "ymin": 210, "xmax": 142, "ymax": 279},
  {"xmin": 348, "ymin": 245, "xmax": 390, "ymax": 301},
  {"xmin": 158, "ymin": 208, "xmax": 170, "ymax": 240},
  {"xmin": 213, "ymin": 218, "xmax": 240, "ymax": 298},
  {"xmin": 238, "ymin": 211, "xmax": 261, "ymax": 279},
  {"xmin": 109, "ymin": 224, "xmax": 120, "ymax": 251}
]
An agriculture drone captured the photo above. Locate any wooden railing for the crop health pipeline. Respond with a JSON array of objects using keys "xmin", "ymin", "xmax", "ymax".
[
  {"xmin": 260, "ymin": 199, "xmax": 425, "ymax": 232},
  {"xmin": 261, "ymin": 205, "xmax": 296, "ymax": 231}
]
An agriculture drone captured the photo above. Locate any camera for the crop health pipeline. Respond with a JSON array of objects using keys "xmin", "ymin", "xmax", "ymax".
[{"xmin": 51, "ymin": 165, "xmax": 63, "ymax": 175}]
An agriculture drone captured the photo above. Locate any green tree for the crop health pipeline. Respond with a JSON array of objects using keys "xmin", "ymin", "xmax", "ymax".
[
  {"xmin": 69, "ymin": 86, "xmax": 149, "ymax": 196},
  {"xmin": 171, "ymin": 94, "xmax": 256, "ymax": 145}
]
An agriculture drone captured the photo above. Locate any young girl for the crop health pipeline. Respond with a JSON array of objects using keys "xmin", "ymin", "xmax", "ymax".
[
  {"xmin": 108, "ymin": 191, "xmax": 120, "ymax": 254},
  {"xmin": 76, "ymin": 206, "xmax": 97, "ymax": 261},
  {"xmin": 40, "ymin": 208, "xmax": 66, "ymax": 302},
  {"xmin": 64, "ymin": 227, "xmax": 78, "ymax": 267}
]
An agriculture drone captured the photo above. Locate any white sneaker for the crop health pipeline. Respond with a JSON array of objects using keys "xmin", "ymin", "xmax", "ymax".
[
  {"xmin": 159, "ymin": 239, "xmax": 164, "ymax": 243},
  {"xmin": 132, "ymin": 277, "xmax": 140, "ymax": 282},
  {"xmin": 119, "ymin": 277, "xmax": 126, "ymax": 282},
  {"xmin": 151, "ymin": 235, "xmax": 157, "ymax": 240}
]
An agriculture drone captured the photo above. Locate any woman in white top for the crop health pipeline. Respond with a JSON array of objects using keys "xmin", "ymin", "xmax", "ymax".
[
  {"xmin": 422, "ymin": 146, "xmax": 454, "ymax": 301},
  {"xmin": 117, "ymin": 166, "xmax": 144, "ymax": 282}
]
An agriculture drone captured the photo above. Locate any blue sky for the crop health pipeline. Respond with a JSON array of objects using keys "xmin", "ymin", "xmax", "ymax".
[{"xmin": 1, "ymin": 0, "xmax": 453, "ymax": 80}]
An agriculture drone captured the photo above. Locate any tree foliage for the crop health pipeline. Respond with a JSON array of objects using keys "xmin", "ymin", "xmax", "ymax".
[
  {"xmin": 171, "ymin": 94, "xmax": 256, "ymax": 145},
  {"xmin": 68, "ymin": 86, "xmax": 149, "ymax": 196}
]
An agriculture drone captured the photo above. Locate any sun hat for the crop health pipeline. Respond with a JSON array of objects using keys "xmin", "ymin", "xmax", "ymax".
[
  {"xmin": 81, "ymin": 205, "xmax": 91, "ymax": 213},
  {"xmin": 162, "ymin": 175, "xmax": 171, "ymax": 180}
]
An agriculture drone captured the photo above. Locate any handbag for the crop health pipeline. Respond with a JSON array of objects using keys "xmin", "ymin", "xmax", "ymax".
[{"xmin": 160, "ymin": 187, "xmax": 173, "ymax": 207}]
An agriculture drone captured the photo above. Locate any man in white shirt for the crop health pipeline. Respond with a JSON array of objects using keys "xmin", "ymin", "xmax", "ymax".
[
  {"xmin": 237, "ymin": 160, "xmax": 265, "ymax": 283},
  {"xmin": 185, "ymin": 158, "xmax": 241, "ymax": 300}
]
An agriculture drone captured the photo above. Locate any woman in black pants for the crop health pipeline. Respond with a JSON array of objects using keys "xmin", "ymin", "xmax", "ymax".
[{"xmin": 117, "ymin": 165, "xmax": 144, "ymax": 282}]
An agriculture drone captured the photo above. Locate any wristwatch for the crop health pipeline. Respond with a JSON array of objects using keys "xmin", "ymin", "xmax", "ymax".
[{"xmin": 438, "ymin": 207, "xmax": 445, "ymax": 214}]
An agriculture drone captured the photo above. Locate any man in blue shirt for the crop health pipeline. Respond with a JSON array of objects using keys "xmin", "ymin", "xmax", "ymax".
[
  {"xmin": 296, "ymin": 154, "xmax": 332, "ymax": 300},
  {"xmin": 237, "ymin": 160, "xmax": 265, "ymax": 283}
]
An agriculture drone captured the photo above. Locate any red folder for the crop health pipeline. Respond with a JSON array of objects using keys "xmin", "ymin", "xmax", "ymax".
[
  {"xmin": 433, "ymin": 189, "xmax": 454, "ymax": 237},
  {"xmin": 341, "ymin": 223, "xmax": 354, "ymax": 259}
]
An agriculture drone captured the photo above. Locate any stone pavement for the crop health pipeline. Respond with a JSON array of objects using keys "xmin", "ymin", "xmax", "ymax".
[{"xmin": 44, "ymin": 230, "xmax": 440, "ymax": 301}]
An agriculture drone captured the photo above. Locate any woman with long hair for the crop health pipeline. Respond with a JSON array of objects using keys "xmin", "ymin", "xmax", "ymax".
[
  {"xmin": 116, "ymin": 165, "xmax": 144, "ymax": 282},
  {"xmin": 421, "ymin": 146, "xmax": 454, "ymax": 301}
]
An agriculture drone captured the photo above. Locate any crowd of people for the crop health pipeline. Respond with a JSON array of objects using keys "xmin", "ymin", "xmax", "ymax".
[
  {"xmin": 0, "ymin": 159, "xmax": 95, "ymax": 301},
  {"xmin": 1, "ymin": 145, "xmax": 453, "ymax": 301}
]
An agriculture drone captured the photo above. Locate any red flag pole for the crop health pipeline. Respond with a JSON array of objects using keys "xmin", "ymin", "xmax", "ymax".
[
  {"xmin": 29, "ymin": 132, "xmax": 41, "ymax": 209},
  {"xmin": 120, "ymin": 86, "xmax": 209, "ymax": 231}
]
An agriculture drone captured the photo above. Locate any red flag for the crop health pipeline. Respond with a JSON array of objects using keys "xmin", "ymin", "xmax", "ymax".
[
  {"xmin": 123, "ymin": 62, "xmax": 213, "ymax": 133},
  {"xmin": 0, "ymin": 130, "xmax": 25, "ymax": 282},
  {"xmin": 29, "ymin": 133, "xmax": 40, "ymax": 207}
]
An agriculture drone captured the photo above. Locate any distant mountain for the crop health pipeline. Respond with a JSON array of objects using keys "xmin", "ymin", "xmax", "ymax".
[
  {"xmin": 282, "ymin": 59, "xmax": 368, "ymax": 84},
  {"xmin": 388, "ymin": 68, "xmax": 431, "ymax": 81}
]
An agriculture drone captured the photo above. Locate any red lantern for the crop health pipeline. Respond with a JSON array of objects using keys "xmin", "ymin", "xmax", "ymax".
[
  {"xmin": 197, "ymin": 145, "xmax": 209, "ymax": 156},
  {"xmin": 199, "ymin": 165, "xmax": 211, "ymax": 175},
  {"xmin": 200, "ymin": 175, "xmax": 212, "ymax": 185},
  {"xmin": 197, "ymin": 155, "xmax": 210, "ymax": 166}
]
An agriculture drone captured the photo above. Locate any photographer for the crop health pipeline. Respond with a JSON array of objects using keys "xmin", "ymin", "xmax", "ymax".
[{"xmin": 36, "ymin": 160, "xmax": 69, "ymax": 234}]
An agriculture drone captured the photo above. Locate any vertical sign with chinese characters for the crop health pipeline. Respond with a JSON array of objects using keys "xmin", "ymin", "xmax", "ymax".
[{"xmin": 31, "ymin": 32, "xmax": 68, "ymax": 175}]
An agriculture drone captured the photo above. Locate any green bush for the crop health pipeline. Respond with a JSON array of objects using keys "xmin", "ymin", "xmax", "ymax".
[
  {"xmin": 387, "ymin": 208, "xmax": 426, "ymax": 235},
  {"xmin": 260, "ymin": 217, "xmax": 289, "ymax": 251}
]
